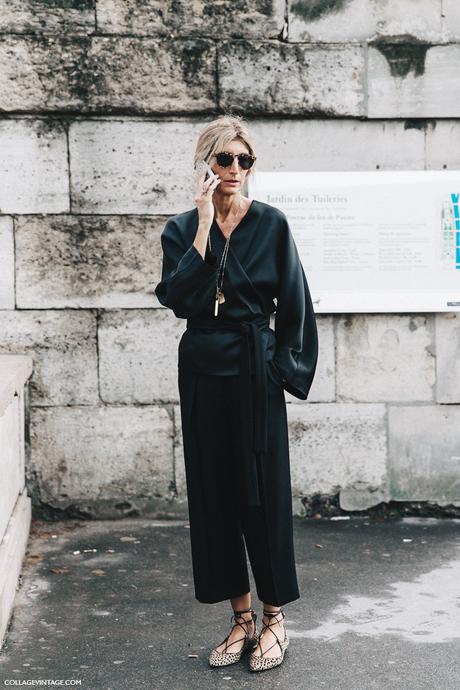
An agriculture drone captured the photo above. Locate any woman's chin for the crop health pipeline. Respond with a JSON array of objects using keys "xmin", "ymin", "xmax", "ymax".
[{"xmin": 221, "ymin": 186, "xmax": 240, "ymax": 196}]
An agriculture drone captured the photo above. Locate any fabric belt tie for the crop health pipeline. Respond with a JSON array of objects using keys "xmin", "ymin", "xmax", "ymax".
[{"xmin": 186, "ymin": 315, "xmax": 270, "ymax": 508}]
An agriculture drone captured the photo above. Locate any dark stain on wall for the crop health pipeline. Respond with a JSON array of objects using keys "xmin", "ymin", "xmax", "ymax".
[
  {"xmin": 178, "ymin": 39, "xmax": 211, "ymax": 86},
  {"xmin": 259, "ymin": 0, "xmax": 275, "ymax": 16},
  {"xmin": 371, "ymin": 35, "xmax": 431, "ymax": 78},
  {"xmin": 64, "ymin": 36, "xmax": 106, "ymax": 107},
  {"xmin": 35, "ymin": 119, "xmax": 63, "ymax": 139},
  {"xmin": 35, "ymin": 0, "xmax": 93, "ymax": 9},
  {"xmin": 404, "ymin": 119, "xmax": 427, "ymax": 131},
  {"xmin": 170, "ymin": 0, "xmax": 183, "ymax": 17},
  {"xmin": 290, "ymin": 0, "xmax": 349, "ymax": 22},
  {"xmin": 202, "ymin": 0, "xmax": 273, "ymax": 19}
]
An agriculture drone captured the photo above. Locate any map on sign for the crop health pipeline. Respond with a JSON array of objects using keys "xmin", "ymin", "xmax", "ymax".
[{"xmin": 248, "ymin": 170, "xmax": 460, "ymax": 313}]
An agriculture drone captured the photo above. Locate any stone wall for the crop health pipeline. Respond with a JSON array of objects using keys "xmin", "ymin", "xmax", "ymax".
[
  {"xmin": 0, "ymin": 355, "xmax": 33, "ymax": 647},
  {"xmin": 1, "ymin": 1, "xmax": 460, "ymax": 518}
]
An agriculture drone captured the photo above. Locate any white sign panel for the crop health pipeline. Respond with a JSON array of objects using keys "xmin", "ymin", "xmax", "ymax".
[{"xmin": 248, "ymin": 171, "xmax": 460, "ymax": 313}]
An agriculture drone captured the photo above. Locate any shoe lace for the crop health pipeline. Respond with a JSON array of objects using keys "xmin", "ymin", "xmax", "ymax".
[
  {"xmin": 218, "ymin": 607, "xmax": 257, "ymax": 654},
  {"xmin": 252, "ymin": 608, "xmax": 286, "ymax": 658}
]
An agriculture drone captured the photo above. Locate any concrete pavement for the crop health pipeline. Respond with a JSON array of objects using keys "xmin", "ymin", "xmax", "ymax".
[{"xmin": 0, "ymin": 515, "xmax": 459, "ymax": 690}]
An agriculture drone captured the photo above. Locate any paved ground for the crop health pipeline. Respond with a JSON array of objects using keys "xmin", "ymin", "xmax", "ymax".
[{"xmin": 0, "ymin": 515, "xmax": 459, "ymax": 690}]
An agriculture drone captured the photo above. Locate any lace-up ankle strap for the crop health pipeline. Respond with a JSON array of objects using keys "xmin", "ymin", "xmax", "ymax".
[
  {"xmin": 254, "ymin": 608, "xmax": 286, "ymax": 658},
  {"xmin": 216, "ymin": 607, "xmax": 257, "ymax": 655},
  {"xmin": 262, "ymin": 608, "xmax": 285, "ymax": 620},
  {"xmin": 232, "ymin": 607, "xmax": 257, "ymax": 627},
  {"xmin": 233, "ymin": 607, "xmax": 254, "ymax": 616}
]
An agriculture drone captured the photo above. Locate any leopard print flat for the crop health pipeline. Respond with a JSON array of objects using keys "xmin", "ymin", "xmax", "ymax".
[
  {"xmin": 208, "ymin": 607, "xmax": 258, "ymax": 667},
  {"xmin": 249, "ymin": 608, "xmax": 289, "ymax": 672}
]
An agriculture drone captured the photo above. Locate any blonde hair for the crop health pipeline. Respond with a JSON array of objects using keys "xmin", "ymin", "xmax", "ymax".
[{"xmin": 193, "ymin": 113, "xmax": 257, "ymax": 177}]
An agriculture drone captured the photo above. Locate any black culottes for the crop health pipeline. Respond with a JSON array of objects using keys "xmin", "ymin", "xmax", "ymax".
[{"xmin": 178, "ymin": 365, "xmax": 300, "ymax": 607}]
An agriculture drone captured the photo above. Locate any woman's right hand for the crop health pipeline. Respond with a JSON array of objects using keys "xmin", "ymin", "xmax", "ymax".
[{"xmin": 194, "ymin": 170, "xmax": 221, "ymax": 229}]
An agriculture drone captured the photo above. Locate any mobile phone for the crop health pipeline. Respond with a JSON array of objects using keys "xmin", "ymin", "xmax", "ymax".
[
  {"xmin": 205, "ymin": 161, "xmax": 216, "ymax": 181},
  {"xmin": 195, "ymin": 159, "xmax": 218, "ymax": 181}
]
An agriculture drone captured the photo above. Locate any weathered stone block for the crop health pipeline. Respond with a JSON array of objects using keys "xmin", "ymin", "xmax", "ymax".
[
  {"xmin": 287, "ymin": 402, "xmax": 387, "ymax": 504},
  {"xmin": 289, "ymin": 0, "xmax": 442, "ymax": 43},
  {"xmin": 425, "ymin": 120, "xmax": 460, "ymax": 168},
  {"xmin": 285, "ymin": 314, "xmax": 334, "ymax": 403},
  {"xmin": 389, "ymin": 405, "xmax": 460, "ymax": 503},
  {"xmin": 0, "ymin": 310, "xmax": 98, "ymax": 406},
  {"xmin": 30, "ymin": 405, "xmax": 174, "ymax": 507},
  {"xmin": 0, "ymin": 218, "xmax": 14, "ymax": 309},
  {"xmin": 15, "ymin": 215, "xmax": 162, "ymax": 308},
  {"xmin": 219, "ymin": 41, "xmax": 365, "ymax": 116},
  {"xmin": 173, "ymin": 403, "xmax": 187, "ymax": 501},
  {"xmin": 0, "ymin": 36, "xmax": 215, "ymax": 113},
  {"xmin": 0, "ymin": 392, "xmax": 23, "ymax": 541},
  {"xmin": 442, "ymin": 0, "xmax": 460, "ymax": 41},
  {"xmin": 250, "ymin": 118, "xmax": 425, "ymax": 171},
  {"xmin": 97, "ymin": 0, "xmax": 285, "ymax": 39},
  {"xmin": 435, "ymin": 313, "xmax": 460, "ymax": 403},
  {"xmin": 99, "ymin": 309, "xmax": 184, "ymax": 404},
  {"xmin": 368, "ymin": 44, "xmax": 460, "ymax": 118},
  {"xmin": 308, "ymin": 314, "xmax": 335, "ymax": 402},
  {"xmin": 0, "ymin": 120, "xmax": 68, "ymax": 214},
  {"xmin": 336, "ymin": 314, "xmax": 435, "ymax": 402},
  {"xmin": 0, "ymin": 491, "xmax": 31, "ymax": 652},
  {"xmin": 0, "ymin": 0, "xmax": 95, "ymax": 34},
  {"xmin": 69, "ymin": 120, "xmax": 207, "ymax": 214}
]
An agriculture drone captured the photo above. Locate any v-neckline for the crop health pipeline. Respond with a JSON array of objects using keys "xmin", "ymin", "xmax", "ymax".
[{"xmin": 213, "ymin": 199, "xmax": 256, "ymax": 240}]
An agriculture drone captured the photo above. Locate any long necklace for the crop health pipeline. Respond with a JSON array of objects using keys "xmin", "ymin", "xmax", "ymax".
[{"xmin": 208, "ymin": 196, "xmax": 243, "ymax": 316}]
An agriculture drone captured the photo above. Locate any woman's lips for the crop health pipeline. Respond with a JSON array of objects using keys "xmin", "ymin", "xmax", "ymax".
[{"xmin": 224, "ymin": 180, "xmax": 239, "ymax": 184}]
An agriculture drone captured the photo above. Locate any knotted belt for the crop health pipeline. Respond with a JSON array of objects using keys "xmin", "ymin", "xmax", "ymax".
[{"xmin": 186, "ymin": 314, "xmax": 271, "ymax": 508}]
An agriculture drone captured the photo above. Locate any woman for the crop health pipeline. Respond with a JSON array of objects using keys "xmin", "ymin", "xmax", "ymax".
[{"xmin": 155, "ymin": 114, "xmax": 318, "ymax": 672}]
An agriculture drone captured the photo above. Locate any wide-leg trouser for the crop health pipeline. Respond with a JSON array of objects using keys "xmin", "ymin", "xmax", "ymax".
[{"xmin": 178, "ymin": 365, "xmax": 300, "ymax": 606}]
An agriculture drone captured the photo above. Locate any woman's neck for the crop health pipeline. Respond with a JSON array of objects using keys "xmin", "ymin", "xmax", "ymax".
[{"xmin": 213, "ymin": 192, "xmax": 244, "ymax": 220}]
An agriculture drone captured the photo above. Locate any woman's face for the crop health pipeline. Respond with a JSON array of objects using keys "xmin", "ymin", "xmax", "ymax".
[{"xmin": 209, "ymin": 139, "xmax": 252, "ymax": 197}]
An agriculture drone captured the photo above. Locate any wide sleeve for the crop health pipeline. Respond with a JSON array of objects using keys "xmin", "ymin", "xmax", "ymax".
[
  {"xmin": 272, "ymin": 215, "xmax": 319, "ymax": 400},
  {"xmin": 154, "ymin": 218, "xmax": 218, "ymax": 318}
]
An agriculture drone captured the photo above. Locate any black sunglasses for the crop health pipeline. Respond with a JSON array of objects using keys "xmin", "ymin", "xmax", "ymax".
[{"xmin": 214, "ymin": 151, "xmax": 256, "ymax": 170}]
